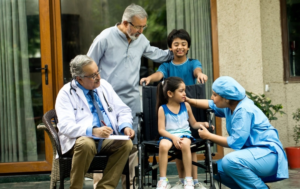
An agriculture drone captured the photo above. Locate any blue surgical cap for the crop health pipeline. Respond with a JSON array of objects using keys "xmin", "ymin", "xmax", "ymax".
[{"xmin": 212, "ymin": 76, "xmax": 245, "ymax": 100}]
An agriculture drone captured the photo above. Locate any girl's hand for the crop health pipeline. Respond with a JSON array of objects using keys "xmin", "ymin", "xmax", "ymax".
[
  {"xmin": 200, "ymin": 122, "xmax": 215, "ymax": 131},
  {"xmin": 172, "ymin": 136, "xmax": 182, "ymax": 150},
  {"xmin": 198, "ymin": 124, "xmax": 211, "ymax": 140}
]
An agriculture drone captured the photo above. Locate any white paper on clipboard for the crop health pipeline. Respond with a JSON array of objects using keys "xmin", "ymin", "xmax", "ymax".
[{"xmin": 86, "ymin": 135, "xmax": 130, "ymax": 140}]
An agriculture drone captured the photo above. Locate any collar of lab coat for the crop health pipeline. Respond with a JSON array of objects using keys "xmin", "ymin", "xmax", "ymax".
[{"xmin": 71, "ymin": 80, "xmax": 90, "ymax": 111}]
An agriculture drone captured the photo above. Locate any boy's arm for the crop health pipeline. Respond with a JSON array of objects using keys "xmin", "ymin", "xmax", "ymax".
[
  {"xmin": 140, "ymin": 72, "xmax": 163, "ymax": 85},
  {"xmin": 193, "ymin": 68, "xmax": 208, "ymax": 84}
]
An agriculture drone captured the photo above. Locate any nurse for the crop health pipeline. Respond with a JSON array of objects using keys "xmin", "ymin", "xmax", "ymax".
[{"xmin": 186, "ymin": 76, "xmax": 288, "ymax": 189}]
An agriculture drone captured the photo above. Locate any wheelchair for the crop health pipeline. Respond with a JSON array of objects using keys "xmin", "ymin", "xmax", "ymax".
[{"xmin": 134, "ymin": 84, "xmax": 217, "ymax": 189}]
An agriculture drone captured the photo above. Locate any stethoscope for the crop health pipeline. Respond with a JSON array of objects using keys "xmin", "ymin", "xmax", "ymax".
[{"xmin": 69, "ymin": 80, "xmax": 113, "ymax": 112}]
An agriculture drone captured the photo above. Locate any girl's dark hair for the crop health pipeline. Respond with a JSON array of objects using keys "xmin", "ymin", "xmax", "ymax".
[
  {"xmin": 167, "ymin": 29, "xmax": 191, "ymax": 48},
  {"xmin": 156, "ymin": 77, "xmax": 184, "ymax": 113}
]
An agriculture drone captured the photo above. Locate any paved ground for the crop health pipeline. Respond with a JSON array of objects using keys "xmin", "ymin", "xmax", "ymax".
[{"xmin": 0, "ymin": 169, "xmax": 299, "ymax": 189}]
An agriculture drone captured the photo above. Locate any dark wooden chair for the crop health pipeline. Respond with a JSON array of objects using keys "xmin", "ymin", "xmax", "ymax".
[{"xmin": 40, "ymin": 109, "xmax": 130, "ymax": 189}]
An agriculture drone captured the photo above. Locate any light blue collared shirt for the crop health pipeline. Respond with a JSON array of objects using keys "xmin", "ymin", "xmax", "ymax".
[
  {"xmin": 87, "ymin": 24, "xmax": 172, "ymax": 144},
  {"xmin": 76, "ymin": 81, "xmax": 131, "ymax": 136}
]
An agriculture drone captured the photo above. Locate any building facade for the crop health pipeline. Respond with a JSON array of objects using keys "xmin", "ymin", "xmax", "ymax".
[{"xmin": 0, "ymin": 0, "xmax": 299, "ymax": 175}]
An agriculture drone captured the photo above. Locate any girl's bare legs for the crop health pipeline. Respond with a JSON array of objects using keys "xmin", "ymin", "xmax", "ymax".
[
  {"xmin": 175, "ymin": 159, "xmax": 185, "ymax": 178},
  {"xmin": 192, "ymin": 152, "xmax": 198, "ymax": 179},
  {"xmin": 180, "ymin": 138, "xmax": 192, "ymax": 177},
  {"xmin": 176, "ymin": 152, "xmax": 197, "ymax": 179},
  {"xmin": 159, "ymin": 139, "xmax": 173, "ymax": 177}
]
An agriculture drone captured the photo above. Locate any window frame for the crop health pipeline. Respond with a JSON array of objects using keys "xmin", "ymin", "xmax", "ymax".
[{"xmin": 281, "ymin": 0, "xmax": 300, "ymax": 82}]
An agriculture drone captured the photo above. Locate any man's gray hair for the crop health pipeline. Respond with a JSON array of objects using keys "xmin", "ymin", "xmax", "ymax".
[
  {"xmin": 70, "ymin": 55, "xmax": 94, "ymax": 78},
  {"xmin": 122, "ymin": 3, "xmax": 148, "ymax": 22}
]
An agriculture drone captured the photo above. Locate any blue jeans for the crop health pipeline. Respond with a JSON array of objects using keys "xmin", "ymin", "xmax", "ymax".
[{"xmin": 214, "ymin": 148, "xmax": 278, "ymax": 189}]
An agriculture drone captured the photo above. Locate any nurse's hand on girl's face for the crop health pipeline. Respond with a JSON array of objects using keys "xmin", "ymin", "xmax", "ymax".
[
  {"xmin": 185, "ymin": 96, "xmax": 190, "ymax": 103},
  {"xmin": 198, "ymin": 124, "xmax": 211, "ymax": 140}
]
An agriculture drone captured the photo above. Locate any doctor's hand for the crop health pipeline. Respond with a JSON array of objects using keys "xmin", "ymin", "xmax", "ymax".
[
  {"xmin": 124, "ymin": 127, "xmax": 135, "ymax": 140},
  {"xmin": 140, "ymin": 77, "xmax": 150, "ymax": 86},
  {"xmin": 93, "ymin": 126, "xmax": 113, "ymax": 138},
  {"xmin": 198, "ymin": 124, "xmax": 212, "ymax": 140}
]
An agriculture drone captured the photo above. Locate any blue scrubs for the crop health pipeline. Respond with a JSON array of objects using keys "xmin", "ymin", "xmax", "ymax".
[{"xmin": 209, "ymin": 97, "xmax": 288, "ymax": 188}]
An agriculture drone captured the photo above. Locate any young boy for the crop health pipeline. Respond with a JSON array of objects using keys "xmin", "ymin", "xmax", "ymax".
[
  {"xmin": 140, "ymin": 29, "xmax": 207, "ymax": 86},
  {"xmin": 140, "ymin": 29, "xmax": 207, "ymax": 189}
]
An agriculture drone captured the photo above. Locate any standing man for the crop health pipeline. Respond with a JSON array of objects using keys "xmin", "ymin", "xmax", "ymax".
[{"xmin": 87, "ymin": 3, "xmax": 173, "ymax": 188}]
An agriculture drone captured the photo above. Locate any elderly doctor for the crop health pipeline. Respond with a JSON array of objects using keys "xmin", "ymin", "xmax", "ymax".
[
  {"xmin": 55, "ymin": 55, "xmax": 134, "ymax": 189},
  {"xmin": 186, "ymin": 76, "xmax": 288, "ymax": 189}
]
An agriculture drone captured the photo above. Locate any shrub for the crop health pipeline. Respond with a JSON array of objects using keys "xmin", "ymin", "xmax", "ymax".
[
  {"xmin": 292, "ymin": 108, "xmax": 300, "ymax": 146},
  {"xmin": 246, "ymin": 91, "xmax": 285, "ymax": 122}
]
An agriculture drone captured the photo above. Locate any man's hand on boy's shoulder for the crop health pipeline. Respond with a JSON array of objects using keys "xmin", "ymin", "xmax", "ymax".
[{"xmin": 197, "ymin": 73, "xmax": 208, "ymax": 84}]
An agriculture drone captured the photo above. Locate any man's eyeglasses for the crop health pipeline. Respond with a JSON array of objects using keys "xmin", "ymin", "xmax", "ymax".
[
  {"xmin": 129, "ymin": 22, "xmax": 147, "ymax": 30},
  {"xmin": 83, "ymin": 71, "xmax": 100, "ymax": 80}
]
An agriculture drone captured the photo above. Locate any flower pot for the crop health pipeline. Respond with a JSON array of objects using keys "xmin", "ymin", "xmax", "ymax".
[{"xmin": 285, "ymin": 146, "xmax": 300, "ymax": 169}]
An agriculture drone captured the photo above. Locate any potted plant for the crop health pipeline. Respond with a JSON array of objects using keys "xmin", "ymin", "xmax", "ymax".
[{"xmin": 285, "ymin": 108, "xmax": 300, "ymax": 169}]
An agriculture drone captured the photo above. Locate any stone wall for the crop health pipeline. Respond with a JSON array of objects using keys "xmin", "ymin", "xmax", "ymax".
[{"xmin": 216, "ymin": 0, "xmax": 300, "ymax": 154}]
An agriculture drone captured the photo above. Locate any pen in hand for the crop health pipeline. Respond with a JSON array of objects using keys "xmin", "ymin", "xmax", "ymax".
[
  {"xmin": 101, "ymin": 120, "xmax": 107, "ymax": 126},
  {"xmin": 101, "ymin": 120, "xmax": 113, "ymax": 135}
]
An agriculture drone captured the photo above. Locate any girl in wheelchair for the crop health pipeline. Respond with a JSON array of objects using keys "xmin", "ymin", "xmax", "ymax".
[{"xmin": 156, "ymin": 77, "xmax": 209, "ymax": 189}]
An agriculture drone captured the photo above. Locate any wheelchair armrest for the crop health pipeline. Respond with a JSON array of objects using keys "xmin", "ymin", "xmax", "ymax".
[
  {"xmin": 136, "ymin": 112, "xmax": 143, "ymax": 117},
  {"xmin": 206, "ymin": 109, "xmax": 215, "ymax": 133},
  {"xmin": 207, "ymin": 109, "xmax": 213, "ymax": 113},
  {"xmin": 136, "ymin": 112, "xmax": 144, "ymax": 144}
]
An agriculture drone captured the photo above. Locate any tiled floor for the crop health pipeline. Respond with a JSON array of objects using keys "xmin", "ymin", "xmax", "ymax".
[{"xmin": 0, "ymin": 169, "xmax": 299, "ymax": 189}]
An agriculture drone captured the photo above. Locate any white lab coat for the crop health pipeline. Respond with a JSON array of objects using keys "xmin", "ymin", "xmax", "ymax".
[{"xmin": 55, "ymin": 79, "xmax": 132, "ymax": 155}]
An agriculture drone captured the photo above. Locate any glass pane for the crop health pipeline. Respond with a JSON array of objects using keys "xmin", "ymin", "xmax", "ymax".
[
  {"xmin": 60, "ymin": 0, "xmax": 216, "ymax": 153},
  {"xmin": 165, "ymin": 0, "xmax": 216, "ymax": 153},
  {"xmin": 0, "ymin": 0, "xmax": 45, "ymax": 162},
  {"xmin": 287, "ymin": 1, "xmax": 300, "ymax": 77},
  {"xmin": 60, "ymin": 0, "xmax": 167, "ymax": 83}
]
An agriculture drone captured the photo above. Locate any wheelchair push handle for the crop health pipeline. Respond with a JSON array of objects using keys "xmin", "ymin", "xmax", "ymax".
[{"xmin": 206, "ymin": 109, "xmax": 214, "ymax": 133}]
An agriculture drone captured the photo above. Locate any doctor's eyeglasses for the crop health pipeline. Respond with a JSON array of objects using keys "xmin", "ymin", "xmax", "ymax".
[{"xmin": 83, "ymin": 71, "xmax": 100, "ymax": 80}]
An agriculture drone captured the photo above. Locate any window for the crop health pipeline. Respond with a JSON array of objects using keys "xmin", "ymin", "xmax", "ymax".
[{"xmin": 281, "ymin": 0, "xmax": 300, "ymax": 82}]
